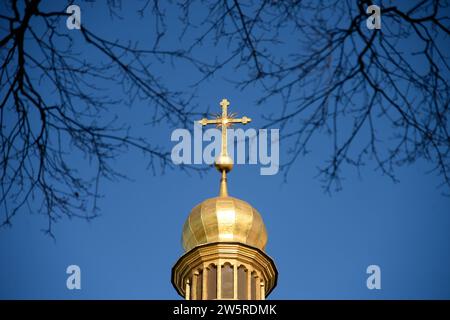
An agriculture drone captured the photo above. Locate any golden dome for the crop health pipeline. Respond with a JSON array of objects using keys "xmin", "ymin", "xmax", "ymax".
[
  {"xmin": 182, "ymin": 195, "xmax": 268, "ymax": 252},
  {"xmin": 173, "ymin": 99, "xmax": 278, "ymax": 301}
]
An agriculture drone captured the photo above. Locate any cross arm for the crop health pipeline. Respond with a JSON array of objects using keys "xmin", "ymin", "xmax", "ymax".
[
  {"xmin": 198, "ymin": 118, "xmax": 221, "ymax": 126},
  {"xmin": 228, "ymin": 116, "xmax": 252, "ymax": 124}
]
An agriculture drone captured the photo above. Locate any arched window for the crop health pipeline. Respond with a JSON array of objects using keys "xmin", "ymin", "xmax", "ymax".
[
  {"xmin": 221, "ymin": 263, "xmax": 234, "ymax": 299},
  {"xmin": 196, "ymin": 269, "xmax": 203, "ymax": 299},
  {"xmin": 190, "ymin": 276, "xmax": 195, "ymax": 299},
  {"xmin": 237, "ymin": 265, "xmax": 247, "ymax": 299},
  {"xmin": 251, "ymin": 271, "xmax": 257, "ymax": 300},
  {"xmin": 207, "ymin": 264, "xmax": 217, "ymax": 299}
]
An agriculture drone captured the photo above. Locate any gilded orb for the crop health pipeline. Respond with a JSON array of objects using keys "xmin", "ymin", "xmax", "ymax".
[{"xmin": 214, "ymin": 154, "xmax": 233, "ymax": 172}]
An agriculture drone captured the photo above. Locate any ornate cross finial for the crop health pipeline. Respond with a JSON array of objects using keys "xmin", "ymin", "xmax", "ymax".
[
  {"xmin": 198, "ymin": 99, "xmax": 252, "ymax": 196},
  {"xmin": 220, "ymin": 98, "xmax": 230, "ymax": 109}
]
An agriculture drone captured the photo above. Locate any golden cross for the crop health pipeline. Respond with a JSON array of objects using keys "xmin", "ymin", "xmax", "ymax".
[{"xmin": 198, "ymin": 98, "xmax": 251, "ymax": 157}]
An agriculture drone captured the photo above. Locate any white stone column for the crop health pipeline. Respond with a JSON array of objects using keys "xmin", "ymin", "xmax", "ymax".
[
  {"xmin": 192, "ymin": 271, "xmax": 198, "ymax": 300},
  {"xmin": 217, "ymin": 261, "xmax": 222, "ymax": 299},
  {"xmin": 255, "ymin": 275, "xmax": 260, "ymax": 300},
  {"xmin": 185, "ymin": 279, "xmax": 190, "ymax": 300},
  {"xmin": 202, "ymin": 267, "xmax": 207, "ymax": 300},
  {"xmin": 247, "ymin": 270, "xmax": 251, "ymax": 300},
  {"xmin": 260, "ymin": 280, "xmax": 265, "ymax": 300},
  {"xmin": 233, "ymin": 263, "xmax": 238, "ymax": 300}
]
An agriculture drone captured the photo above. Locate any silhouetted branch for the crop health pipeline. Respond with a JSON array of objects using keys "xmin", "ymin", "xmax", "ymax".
[
  {"xmin": 0, "ymin": 0, "xmax": 207, "ymax": 235},
  {"xmin": 178, "ymin": 0, "xmax": 449, "ymax": 193},
  {"xmin": 1, "ymin": 0, "xmax": 449, "ymax": 236}
]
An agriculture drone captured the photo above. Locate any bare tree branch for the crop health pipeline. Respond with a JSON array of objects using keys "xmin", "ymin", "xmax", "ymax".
[{"xmin": 1, "ymin": 0, "xmax": 449, "ymax": 236}]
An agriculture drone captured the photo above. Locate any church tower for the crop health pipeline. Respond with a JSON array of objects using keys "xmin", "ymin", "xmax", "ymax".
[{"xmin": 171, "ymin": 99, "xmax": 278, "ymax": 300}]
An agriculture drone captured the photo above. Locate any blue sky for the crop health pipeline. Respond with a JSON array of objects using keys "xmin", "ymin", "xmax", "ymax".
[{"xmin": 0, "ymin": 1, "xmax": 449, "ymax": 299}]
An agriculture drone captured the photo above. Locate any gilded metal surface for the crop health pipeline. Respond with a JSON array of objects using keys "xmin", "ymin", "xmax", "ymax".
[
  {"xmin": 183, "ymin": 98, "xmax": 268, "ymax": 253},
  {"xmin": 172, "ymin": 242, "xmax": 278, "ymax": 300},
  {"xmin": 174, "ymin": 99, "xmax": 277, "ymax": 300},
  {"xmin": 198, "ymin": 98, "xmax": 252, "ymax": 173},
  {"xmin": 182, "ymin": 196, "xmax": 268, "ymax": 252}
]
